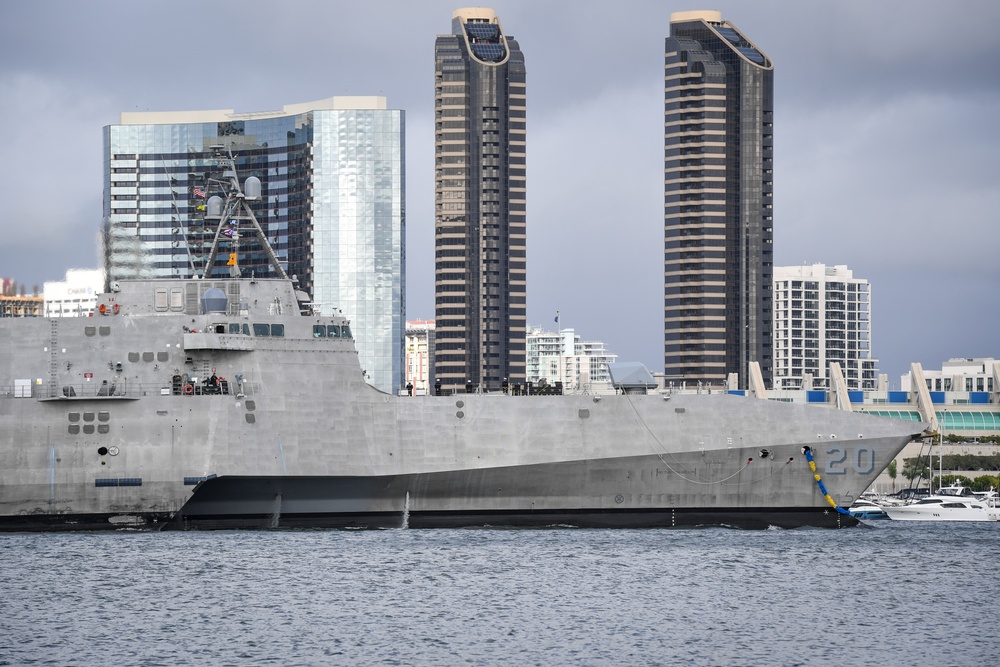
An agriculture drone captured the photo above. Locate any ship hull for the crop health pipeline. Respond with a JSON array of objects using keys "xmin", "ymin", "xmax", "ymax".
[
  {"xmin": 165, "ymin": 475, "xmax": 860, "ymax": 531},
  {"xmin": 0, "ymin": 279, "xmax": 924, "ymax": 532}
]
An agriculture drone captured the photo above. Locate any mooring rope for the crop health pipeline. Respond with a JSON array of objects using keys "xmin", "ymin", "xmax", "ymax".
[{"xmin": 803, "ymin": 446, "xmax": 850, "ymax": 515}]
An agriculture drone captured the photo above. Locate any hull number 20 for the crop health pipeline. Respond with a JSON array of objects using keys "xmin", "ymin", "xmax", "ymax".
[{"xmin": 824, "ymin": 446, "xmax": 875, "ymax": 475}]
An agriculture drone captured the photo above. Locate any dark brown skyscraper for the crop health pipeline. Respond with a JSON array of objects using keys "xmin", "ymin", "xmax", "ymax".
[
  {"xmin": 434, "ymin": 8, "xmax": 526, "ymax": 393},
  {"xmin": 664, "ymin": 10, "xmax": 774, "ymax": 388}
]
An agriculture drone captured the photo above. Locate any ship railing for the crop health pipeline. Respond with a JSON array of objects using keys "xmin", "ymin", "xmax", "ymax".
[{"xmin": 3, "ymin": 379, "xmax": 254, "ymax": 400}]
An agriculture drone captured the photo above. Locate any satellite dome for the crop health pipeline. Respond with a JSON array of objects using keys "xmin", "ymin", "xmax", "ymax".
[{"xmin": 201, "ymin": 287, "xmax": 228, "ymax": 314}]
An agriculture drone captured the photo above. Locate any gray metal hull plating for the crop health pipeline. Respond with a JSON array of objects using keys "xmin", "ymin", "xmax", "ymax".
[{"xmin": 0, "ymin": 279, "xmax": 924, "ymax": 531}]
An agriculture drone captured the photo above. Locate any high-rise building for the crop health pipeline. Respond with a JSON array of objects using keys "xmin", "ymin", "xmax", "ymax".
[
  {"xmin": 525, "ymin": 325, "xmax": 618, "ymax": 393},
  {"xmin": 773, "ymin": 264, "xmax": 878, "ymax": 391},
  {"xmin": 434, "ymin": 7, "xmax": 527, "ymax": 393},
  {"xmin": 664, "ymin": 11, "xmax": 774, "ymax": 389},
  {"xmin": 103, "ymin": 97, "xmax": 405, "ymax": 394}
]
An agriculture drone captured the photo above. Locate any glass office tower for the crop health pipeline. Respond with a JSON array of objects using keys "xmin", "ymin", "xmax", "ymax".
[
  {"xmin": 434, "ymin": 7, "xmax": 527, "ymax": 393},
  {"xmin": 103, "ymin": 97, "xmax": 405, "ymax": 394},
  {"xmin": 664, "ymin": 11, "xmax": 774, "ymax": 389}
]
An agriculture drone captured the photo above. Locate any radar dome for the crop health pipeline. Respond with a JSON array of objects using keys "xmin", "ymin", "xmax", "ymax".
[
  {"xmin": 244, "ymin": 176, "xmax": 261, "ymax": 200},
  {"xmin": 201, "ymin": 287, "xmax": 228, "ymax": 314},
  {"xmin": 206, "ymin": 196, "xmax": 224, "ymax": 218}
]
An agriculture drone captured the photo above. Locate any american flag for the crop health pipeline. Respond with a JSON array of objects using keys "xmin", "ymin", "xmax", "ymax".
[{"xmin": 192, "ymin": 187, "xmax": 206, "ymax": 198}]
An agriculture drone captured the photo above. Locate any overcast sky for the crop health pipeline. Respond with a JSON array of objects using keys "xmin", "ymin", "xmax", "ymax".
[{"xmin": 1, "ymin": 0, "xmax": 998, "ymax": 383}]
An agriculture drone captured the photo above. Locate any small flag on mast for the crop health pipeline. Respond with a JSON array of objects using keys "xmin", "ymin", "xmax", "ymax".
[{"xmin": 192, "ymin": 187, "xmax": 206, "ymax": 198}]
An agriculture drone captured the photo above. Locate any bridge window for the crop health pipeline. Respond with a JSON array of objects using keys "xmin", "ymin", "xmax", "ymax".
[{"xmin": 252, "ymin": 323, "xmax": 284, "ymax": 337}]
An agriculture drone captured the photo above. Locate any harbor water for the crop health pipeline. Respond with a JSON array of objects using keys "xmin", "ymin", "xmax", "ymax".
[{"xmin": 2, "ymin": 522, "xmax": 997, "ymax": 666}]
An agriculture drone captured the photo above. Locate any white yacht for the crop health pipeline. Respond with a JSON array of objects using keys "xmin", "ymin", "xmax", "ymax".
[
  {"xmin": 883, "ymin": 484, "xmax": 1000, "ymax": 522},
  {"xmin": 848, "ymin": 497, "xmax": 889, "ymax": 520}
]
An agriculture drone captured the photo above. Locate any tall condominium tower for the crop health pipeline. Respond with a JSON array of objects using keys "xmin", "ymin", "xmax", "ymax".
[
  {"xmin": 773, "ymin": 264, "xmax": 879, "ymax": 391},
  {"xmin": 434, "ymin": 7, "xmax": 527, "ymax": 393},
  {"xmin": 664, "ymin": 11, "xmax": 774, "ymax": 388},
  {"xmin": 103, "ymin": 96, "xmax": 405, "ymax": 394}
]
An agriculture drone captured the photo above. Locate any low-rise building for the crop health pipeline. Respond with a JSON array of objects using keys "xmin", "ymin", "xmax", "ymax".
[
  {"xmin": 43, "ymin": 269, "xmax": 104, "ymax": 317},
  {"xmin": 404, "ymin": 320, "xmax": 435, "ymax": 395}
]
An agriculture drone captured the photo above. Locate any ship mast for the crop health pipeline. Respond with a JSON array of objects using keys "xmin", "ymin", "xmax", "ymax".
[{"xmin": 202, "ymin": 144, "xmax": 288, "ymax": 280}]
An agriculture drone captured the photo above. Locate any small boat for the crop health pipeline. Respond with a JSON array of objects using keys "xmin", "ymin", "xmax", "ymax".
[
  {"xmin": 883, "ymin": 484, "xmax": 1000, "ymax": 522},
  {"xmin": 848, "ymin": 497, "xmax": 888, "ymax": 520}
]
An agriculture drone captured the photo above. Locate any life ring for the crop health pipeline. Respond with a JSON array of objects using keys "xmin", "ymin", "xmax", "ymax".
[
  {"xmin": 98, "ymin": 304, "xmax": 107, "ymax": 315},
  {"xmin": 113, "ymin": 303, "xmax": 120, "ymax": 315},
  {"xmin": 183, "ymin": 384, "xmax": 194, "ymax": 395}
]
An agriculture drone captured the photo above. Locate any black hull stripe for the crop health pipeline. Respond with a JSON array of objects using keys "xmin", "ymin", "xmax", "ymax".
[{"xmin": 0, "ymin": 508, "xmax": 858, "ymax": 532}]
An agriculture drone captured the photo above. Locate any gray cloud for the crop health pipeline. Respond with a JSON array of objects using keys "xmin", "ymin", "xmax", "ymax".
[{"xmin": 1, "ymin": 0, "xmax": 997, "ymax": 381}]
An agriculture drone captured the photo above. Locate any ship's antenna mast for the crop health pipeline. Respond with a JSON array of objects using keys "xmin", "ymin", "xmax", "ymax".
[{"xmin": 203, "ymin": 144, "xmax": 288, "ymax": 280}]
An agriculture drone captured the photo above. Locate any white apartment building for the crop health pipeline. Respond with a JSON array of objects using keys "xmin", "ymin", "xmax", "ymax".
[
  {"xmin": 43, "ymin": 269, "xmax": 104, "ymax": 317},
  {"xmin": 773, "ymin": 264, "xmax": 878, "ymax": 390},
  {"xmin": 525, "ymin": 326, "xmax": 617, "ymax": 393}
]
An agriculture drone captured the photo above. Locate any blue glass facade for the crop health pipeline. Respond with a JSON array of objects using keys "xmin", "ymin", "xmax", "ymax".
[{"xmin": 103, "ymin": 99, "xmax": 405, "ymax": 394}]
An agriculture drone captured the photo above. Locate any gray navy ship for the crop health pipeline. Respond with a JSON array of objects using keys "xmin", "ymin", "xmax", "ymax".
[{"xmin": 0, "ymin": 153, "xmax": 926, "ymax": 532}]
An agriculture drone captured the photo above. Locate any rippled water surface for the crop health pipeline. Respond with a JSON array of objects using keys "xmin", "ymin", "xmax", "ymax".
[{"xmin": 2, "ymin": 522, "xmax": 997, "ymax": 666}]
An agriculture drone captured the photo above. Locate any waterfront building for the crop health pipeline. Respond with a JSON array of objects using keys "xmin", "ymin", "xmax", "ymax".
[
  {"xmin": 434, "ymin": 7, "xmax": 527, "ymax": 393},
  {"xmin": 773, "ymin": 264, "xmax": 878, "ymax": 391},
  {"xmin": 43, "ymin": 269, "xmax": 104, "ymax": 317},
  {"xmin": 664, "ymin": 10, "xmax": 774, "ymax": 389},
  {"xmin": 526, "ymin": 325, "xmax": 618, "ymax": 393},
  {"xmin": 900, "ymin": 358, "xmax": 997, "ymax": 395},
  {"xmin": 103, "ymin": 96, "xmax": 405, "ymax": 394},
  {"xmin": 405, "ymin": 319, "xmax": 436, "ymax": 395},
  {"xmin": 0, "ymin": 294, "xmax": 43, "ymax": 318}
]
